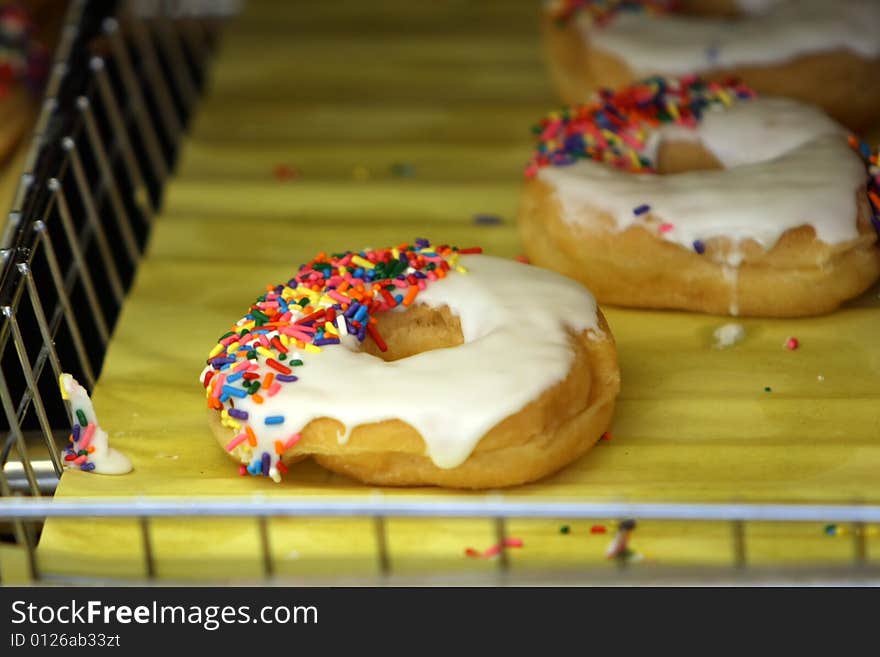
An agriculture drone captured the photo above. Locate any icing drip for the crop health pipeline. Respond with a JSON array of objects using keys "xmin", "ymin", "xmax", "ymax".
[
  {"xmin": 202, "ymin": 243, "xmax": 600, "ymax": 481},
  {"xmin": 586, "ymin": 0, "xmax": 880, "ymax": 75},
  {"xmin": 59, "ymin": 374, "xmax": 132, "ymax": 475}
]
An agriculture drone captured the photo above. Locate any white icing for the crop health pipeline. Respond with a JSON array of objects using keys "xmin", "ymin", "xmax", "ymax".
[
  {"xmin": 59, "ymin": 374, "xmax": 132, "ymax": 475},
  {"xmin": 539, "ymin": 97, "xmax": 866, "ymax": 258},
  {"xmin": 586, "ymin": 0, "xmax": 880, "ymax": 74},
  {"xmin": 212, "ymin": 256, "xmax": 600, "ymax": 472},
  {"xmin": 713, "ymin": 323, "xmax": 745, "ymax": 348}
]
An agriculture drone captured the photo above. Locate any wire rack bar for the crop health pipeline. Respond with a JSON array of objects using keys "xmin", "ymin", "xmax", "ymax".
[{"xmin": 2, "ymin": 497, "xmax": 880, "ymax": 523}]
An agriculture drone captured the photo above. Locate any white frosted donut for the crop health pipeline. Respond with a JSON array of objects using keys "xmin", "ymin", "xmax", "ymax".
[
  {"xmin": 201, "ymin": 241, "xmax": 620, "ymax": 488},
  {"xmin": 543, "ymin": 0, "xmax": 880, "ymax": 129},
  {"xmin": 518, "ymin": 77, "xmax": 880, "ymax": 317}
]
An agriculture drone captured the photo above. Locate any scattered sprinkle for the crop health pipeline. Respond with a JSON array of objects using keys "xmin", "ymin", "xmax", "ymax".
[
  {"xmin": 514, "ymin": 254, "xmax": 530, "ymax": 264},
  {"xmin": 464, "ymin": 537, "xmax": 524, "ymax": 559},
  {"xmin": 473, "ymin": 213, "xmax": 503, "ymax": 226},
  {"xmin": 600, "ymin": 431, "xmax": 612, "ymax": 441},
  {"xmin": 764, "ymin": 386, "xmax": 772, "ymax": 393},
  {"xmin": 633, "ymin": 204, "xmax": 650, "ymax": 216},
  {"xmin": 692, "ymin": 239, "xmax": 706, "ymax": 255},
  {"xmin": 784, "ymin": 337, "xmax": 799, "ymax": 351},
  {"xmin": 390, "ymin": 162, "xmax": 416, "ymax": 178},
  {"xmin": 560, "ymin": 525, "xmax": 571, "ymax": 534},
  {"xmin": 273, "ymin": 164, "xmax": 299, "ymax": 181},
  {"xmin": 590, "ymin": 525, "xmax": 608, "ymax": 534}
]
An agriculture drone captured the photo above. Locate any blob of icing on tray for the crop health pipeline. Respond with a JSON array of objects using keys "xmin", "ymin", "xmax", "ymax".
[{"xmin": 59, "ymin": 373, "xmax": 132, "ymax": 475}]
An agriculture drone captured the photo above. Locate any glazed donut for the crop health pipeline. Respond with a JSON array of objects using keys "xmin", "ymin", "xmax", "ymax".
[
  {"xmin": 542, "ymin": 0, "xmax": 880, "ymax": 130},
  {"xmin": 517, "ymin": 77, "xmax": 880, "ymax": 317},
  {"xmin": 200, "ymin": 240, "xmax": 620, "ymax": 489}
]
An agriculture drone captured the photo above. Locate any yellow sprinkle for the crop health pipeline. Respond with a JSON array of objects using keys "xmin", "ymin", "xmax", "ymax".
[
  {"xmin": 666, "ymin": 101, "xmax": 679, "ymax": 120},
  {"xmin": 208, "ymin": 343, "xmax": 224, "ymax": 359},
  {"xmin": 455, "ymin": 265, "xmax": 468, "ymax": 274},
  {"xmin": 280, "ymin": 335, "xmax": 290, "ymax": 346},
  {"xmin": 351, "ymin": 255, "xmax": 375, "ymax": 270},
  {"xmin": 225, "ymin": 341, "xmax": 240, "ymax": 354},
  {"xmin": 58, "ymin": 374, "xmax": 69, "ymax": 400},
  {"xmin": 717, "ymin": 89, "xmax": 732, "ymax": 106},
  {"xmin": 256, "ymin": 346, "xmax": 274, "ymax": 358},
  {"xmin": 338, "ymin": 266, "xmax": 348, "ymax": 276},
  {"xmin": 392, "ymin": 248, "xmax": 400, "ymax": 259},
  {"xmin": 629, "ymin": 150, "xmax": 640, "ymax": 168},
  {"xmin": 304, "ymin": 343, "xmax": 322, "ymax": 354}
]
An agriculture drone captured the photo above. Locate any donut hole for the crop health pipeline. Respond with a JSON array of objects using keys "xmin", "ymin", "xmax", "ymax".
[
  {"xmin": 655, "ymin": 139, "xmax": 724, "ymax": 174},
  {"xmin": 359, "ymin": 304, "xmax": 464, "ymax": 362}
]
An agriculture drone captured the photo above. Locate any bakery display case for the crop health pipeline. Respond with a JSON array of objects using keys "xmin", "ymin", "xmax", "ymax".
[{"xmin": 1, "ymin": 0, "xmax": 878, "ymax": 586}]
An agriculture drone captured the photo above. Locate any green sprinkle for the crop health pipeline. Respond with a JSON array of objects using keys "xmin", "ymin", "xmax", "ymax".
[
  {"xmin": 298, "ymin": 298, "xmax": 310, "ymax": 307},
  {"xmin": 764, "ymin": 386, "xmax": 772, "ymax": 392},
  {"xmin": 77, "ymin": 449, "xmax": 88, "ymax": 456},
  {"xmin": 278, "ymin": 353, "xmax": 287, "ymax": 360},
  {"xmin": 248, "ymin": 382, "xmax": 261, "ymax": 394},
  {"xmin": 219, "ymin": 331, "xmax": 235, "ymax": 341},
  {"xmin": 559, "ymin": 525, "xmax": 570, "ymax": 535},
  {"xmin": 75, "ymin": 409, "xmax": 87, "ymax": 426},
  {"xmin": 290, "ymin": 359, "xmax": 304, "ymax": 367}
]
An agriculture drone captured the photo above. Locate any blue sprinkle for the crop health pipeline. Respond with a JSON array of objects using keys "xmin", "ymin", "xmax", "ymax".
[
  {"xmin": 80, "ymin": 462, "xmax": 96, "ymax": 472},
  {"xmin": 313, "ymin": 337, "xmax": 341, "ymax": 347},
  {"xmin": 226, "ymin": 372, "xmax": 243, "ymax": 383},
  {"xmin": 219, "ymin": 393, "xmax": 231, "ymax": 404},
  {"xmin": 222, "ymin": 385, "xmax": 247, "ymax": 399},
  {"xmin": 72, "ymin": 424, "xmax": 81, "ymax": 441},
  {"xmin": 276, "ymin": 374, "xmax": 298, "ymax": 383},
  {"xmin": 633, "ymin": 204, "xmax": 651, "ymax": 216},
  {"xmin": 693, "ymin": 240, "xmax": 706, "ymax": 255},
  {"xmin": 394, "ymin": 294, "xmax": 403, "ymax": 304},
  {"xmin": 473, "ymin": 213, "xmax": 503, "ymax": 226},
  {"xmin": 261, "ymin": 453, "xmax": 271, "ymax": 477},
  {"xmin": 353, "ymin": 305, "xmax": 369, "ymax": 323},
  {"xmin": 264, "ymin": 415, "xmax": 285, "ymax": 425},
  {"xmin": 228, "ymin": 408, "xmax": 248, "ymax": 420}
]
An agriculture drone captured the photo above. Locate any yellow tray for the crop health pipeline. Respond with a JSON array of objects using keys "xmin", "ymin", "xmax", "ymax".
[{"xmin": 37, "ymin": 0, "xmax": 880, "ymax": 581}]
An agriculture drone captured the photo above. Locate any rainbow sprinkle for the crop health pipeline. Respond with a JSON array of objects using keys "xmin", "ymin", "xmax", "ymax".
[
  {"xmin": 62, "ymin": 412, "xmax": 98, "ymax": 472},
  {"xmin": 848, "ymin": 136, "xmax": 880, "ymax": 237},
  {"xmin": 526, "ymin": 75, "xmax": 755, "ymax": 177},
  {"xmin": 202, "ymin": 239, "xmax": 482, "ymax": 482},
  {"xmin": 549, "ymin": 0, "xmax": 678, "ymax": 25}
]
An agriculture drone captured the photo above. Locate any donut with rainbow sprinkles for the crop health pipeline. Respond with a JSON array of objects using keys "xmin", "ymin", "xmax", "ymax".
[
  {"xmin": 542, "ymin": 0, "xmax": 880, "ymax": 131},
  {"xmin": 517, "ymin": 75, "xmax": 880, "ymax": 317},
  {"xmin": 201, "ymin": 239, "xmax": 620, "ymax": 488}
]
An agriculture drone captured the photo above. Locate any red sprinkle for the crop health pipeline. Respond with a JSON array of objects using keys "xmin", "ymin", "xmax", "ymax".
[
  {"xmin": 785, "ymin": 337, "xmax": 799, "ymax": 351},
  {"xmin": 600, "ymin": 431, "xmax": 612, "ymax": 441},
  {"xmin": 266, "ymin": 358, "xmax": 292, "ymax": 375},
  {"xmin": 273, "ymin": 164, "xmax": 298, "ymax": 181},
  {"xmin": 590, "ymin": 525, "xmax": 607, "ymax": 534},
  {"xmin": 366, "ymin": 323, "xmax": 388, "ymax": 352}
]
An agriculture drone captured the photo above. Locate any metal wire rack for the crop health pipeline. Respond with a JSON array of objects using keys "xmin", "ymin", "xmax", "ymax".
[{"xmin": 0, "ymin": 0, "xmax": 877, "ymax": 587}]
